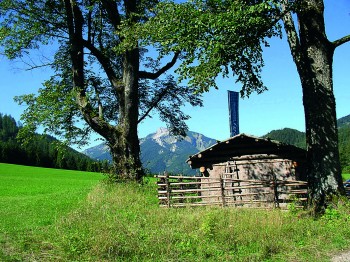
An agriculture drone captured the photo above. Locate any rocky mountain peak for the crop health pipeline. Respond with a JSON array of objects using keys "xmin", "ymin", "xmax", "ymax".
[
  {"xmin": 83, "ymin": 128, "xmax": 217, "ymax": 175},
  {"xmin": 149, "ymin": 127, "xmax": 179, "ymax": 147},
  {"xmin": 153, "ymin": 127, "xmax": 169, "ymax": 137}
]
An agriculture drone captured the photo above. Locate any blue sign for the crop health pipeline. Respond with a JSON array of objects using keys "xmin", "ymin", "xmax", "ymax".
[{"xmin": 228, "ymin": 91, "xmax": 239, "ymax": 137}]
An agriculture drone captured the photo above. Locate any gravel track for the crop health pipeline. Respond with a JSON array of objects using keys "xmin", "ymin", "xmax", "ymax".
[{"xmin": 331, "ymin": 250, "xmax": 350, "ymax": 262}]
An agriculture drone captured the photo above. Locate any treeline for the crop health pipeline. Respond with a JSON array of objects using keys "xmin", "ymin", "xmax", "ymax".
[
  {"xmin": 339, "ymin": 126, "xmax": 350, "ymax": 173},
  {"xmin": 338, "ymin": 115, "xmax": 350, "ymax": 173},
  {"xmin": 264, "ymin": 122, "xmax": 350, "ymax": 173},
  {"xmin": 264, "ymin": 128, "xmax": 306, "ymax": 149},
  {"xmin": 0, "ymin": 113, "xmax": 108, "ymax": 172}
]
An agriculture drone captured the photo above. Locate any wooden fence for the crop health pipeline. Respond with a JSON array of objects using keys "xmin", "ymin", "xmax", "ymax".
[{"xmin": 156, "ymin": 173, "xmax": 309, "ymax": 209}]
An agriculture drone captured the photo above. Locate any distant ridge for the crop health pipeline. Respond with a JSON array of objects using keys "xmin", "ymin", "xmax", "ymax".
[
  {"xmin": 83, "ymin": 128, "xmax": 216, "ymax": 175},
  {"xmin": 263, "ymin": 128, "xmax": 306, "ymax": 149},
  {"xmin": 0, "ymin": 113, "xmax": 102, "ymax": 172},
  {"xmin": 83, "ymin": 113, "xmax": 350, "ymax": 175},
  {"xmin": 338, "ymin": 114, "xmax": 350, "ymax": 128}
]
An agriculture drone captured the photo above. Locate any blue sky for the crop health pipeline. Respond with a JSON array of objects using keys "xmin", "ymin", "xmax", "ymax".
[{"xmin": 0, "ymin": 0, "xmax": 349, "ymax": 149}]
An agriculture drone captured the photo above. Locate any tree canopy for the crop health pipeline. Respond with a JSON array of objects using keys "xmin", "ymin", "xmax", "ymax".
[
  {"xmin": 132, "ymin": 0, "xmax": 282, "ymax": 96},
  {"xmin": 0, "ymin": 0, "xmax": 203, "ymax": 180}
]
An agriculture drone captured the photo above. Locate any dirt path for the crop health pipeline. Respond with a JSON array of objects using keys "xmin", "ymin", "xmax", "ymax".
[{"xmin": 331, "ymin": 250, "xmax": 350, "ymax": 262}]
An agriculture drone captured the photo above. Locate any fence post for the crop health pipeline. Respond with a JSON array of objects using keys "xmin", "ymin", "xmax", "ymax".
[
  {"xmin": 272, "ymin": 173, "xmax": 279, "ymax": 208},
  {"xmin": 165, "ymin": 172, "xmax": 171, "ymax": 208},
  {"xmin": 220, "ymin": 175, "xmax": 226, "ymax": 207},
  {"xmin": 179, "ymin": 176, "xmax": 184, "ymax": 204},
  {"xmin": 157, "ymin": 174, "xmax": 166, "ymax": 206}
]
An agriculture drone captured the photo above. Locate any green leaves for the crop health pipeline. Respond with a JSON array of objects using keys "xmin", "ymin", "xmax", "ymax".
[
  {"xmin": 14, "ymin": 77, "xmax": 91, "ymax": 148},
  {"xmin": 136, "ymin": 0, "xmax": 282, "ymax": 96},
  {"xmin": 0, "ymin": 1, "xmax": 59, "ymax": 59}
]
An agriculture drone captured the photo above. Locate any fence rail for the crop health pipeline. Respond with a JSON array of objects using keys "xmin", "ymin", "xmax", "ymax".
[{"xmin": 156, "ymin": 174, "xmax": 309, "ymax": 209}]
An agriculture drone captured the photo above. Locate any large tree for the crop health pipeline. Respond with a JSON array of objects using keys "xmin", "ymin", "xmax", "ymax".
[
  {"xmin": 280, "ymin": 0, "xmax": 349, "ymax": 212},
  {"xmin": 136, "ymin": 0, "xmax": 349, "ymax": 212},
  {"xmin": 0, "ymin": 0, "xmax": 202, "ymax": 181}
]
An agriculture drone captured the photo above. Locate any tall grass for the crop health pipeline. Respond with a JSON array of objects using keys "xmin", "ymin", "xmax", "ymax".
[
  {"xmin": 2, "ymin": 164, "xmax": 350, "ymax": 261},
  {"xmin": 15, "ymin": 181, "xmax": 350, "ymax": 262}
]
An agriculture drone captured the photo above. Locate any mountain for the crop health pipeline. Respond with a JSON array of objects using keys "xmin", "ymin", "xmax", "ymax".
[
  {"xmin": 140, "ymin": 128, "xmax": 217, "ymax": 175},
  {"xmin": 338, "ymin": 115, "xmax": 350, "ymax": 173},
  {"xmin": 264, "ymin": 114, "xmax": 350, "ymax": 173},
  {"xmin": 83, "ymin": 114, "xmax": 350, "ymax": 175},
  {"xmin": 264, "ymin": 113, "xmax": 350, "ymax": 149},
  {"xmin": 338, "ymin": 114, "xmax": 350, "ymax": 128},
  {"xmin": 83, "ymin": 127, "xmax": 216, "ymax": 175},
  {"xmin": 83, "ymin": 143, "xmax": 111, "ymax": 160},
  {"xmin": 0, "ymin": 113, "xmax": 104, "ymax": 172},
  {"xmin": 263, "ymin": 128, "xmax": 306, "ymax": 149}
]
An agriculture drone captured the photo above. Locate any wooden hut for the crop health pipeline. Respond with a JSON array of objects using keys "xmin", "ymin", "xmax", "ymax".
[{"xmin": 186, "ymin": 133, "xmax": 307, "ymax": 208}]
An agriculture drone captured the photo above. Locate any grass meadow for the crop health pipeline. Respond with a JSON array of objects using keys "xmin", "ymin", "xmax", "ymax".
[
  {"xmin": 2, "ymin": 163, "xmax": 350, "ymax": 261},
  {"xmin": 342, "ymin": 173, "xmax": 350, "ymax": 181}
]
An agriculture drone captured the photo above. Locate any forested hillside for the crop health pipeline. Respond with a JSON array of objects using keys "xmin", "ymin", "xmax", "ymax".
[
  {"xmin": 339, "ymin": 125, "xmax": 350, "ymax": 173},
  {"xmin": 264, "ymin": 115, "xmax": 350, "ymax": 173},
  {"xmin": 337, "ymin": 115, "xmax": 350, "ymax": 173},
  {"xmin": 338, "ymin": 114, "xmax": 350, "ymax": 128},
  {"xmin": 263, "ymin": 128, "xmax": 306, "ymax": 149},
  {"xmin": 0, "ymin": 113, "xmax": 106, "ymax": 172}
]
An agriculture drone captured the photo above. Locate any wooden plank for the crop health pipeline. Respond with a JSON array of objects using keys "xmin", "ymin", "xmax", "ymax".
[
  {"xmin": 167, "ymin": 181, "xmax": 221, "ymax": 186},
  {"xmin": 160, "ymin": 186, "xmax": 307, "ymax": 194},
  {"xmin": 223, "ymin": 158, "xmax": 293, "ymax": 165},
  {"xmin": 168, "ymin": 187, "xmax": 221, "ymax": 193},
  {"xmin": 170, "ymin": 194, "xmax": 223, "ymax": 200},
  {"xmin": 168, "ymin": 202, "xmax": 223, "ymax": 207},
  {"xmin": 225, "ymin": 199, "xmax": 271, "ymax": 204},
  {"xmin": 221, "ymin": 177, "xmax": 271, "ymax": 183},
  {"xmin": 223, "ymin": 192, "xmax": 271, "ymax": 197},
  {"xmin": 221, "ymin": 177, "xmax": 307, "ymax": 185},
  {"xmin": 157, "ymin": 176, "xmax": 307, "ymax": 185},
  {"xmin": 158, "ymin": 194, "xmax": 307, "ymax": 204},
  {"xmin": 277, "ymin": 190, "xmax": 308, "ymax": 194},
  {"xmin": 276, "ymin": 182, "xmax": 308, "ymax": 186},
  {"xmin": 156, "ymin": 175, "xmax": 203, "ymax": 180},
  {"xmin": 159, "ymin": 199, "xmax": 307, "ymax": 208},
  {"xmin": 224, "ymin": 185, "xmax": 271, "ymax": 190}
]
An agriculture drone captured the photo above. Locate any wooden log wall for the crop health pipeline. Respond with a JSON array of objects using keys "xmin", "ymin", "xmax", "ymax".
[{"xmin": 156, "ymin": 173, "xmax": 310, "ymax": 209}]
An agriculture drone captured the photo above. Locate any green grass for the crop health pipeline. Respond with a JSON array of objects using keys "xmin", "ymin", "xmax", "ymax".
[
  {"xmin": 342, "ymin": 173, "xmax": 350, "ymax": 181},
  {"xmin": 2, "ymin": 163, "xmax": 350, "ymax": 261},
  {"xmin": 0, "ymin": 163, "xmax": 102, "ymax": 234}
]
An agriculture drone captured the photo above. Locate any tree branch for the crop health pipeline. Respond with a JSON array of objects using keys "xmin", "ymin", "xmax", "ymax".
[
  {"xmin": 24, "ymin": 62, "xmax": 55, "ymax": 71},
  {"xmin": 280, "ymin": 0, "xmax": 302, "ymax": 63},
  {"xmin": 82, "ymin": 39, "xmax": 123, "ymax": 92},
  {"xmin": 332, "ymin": 34, "xmax": 350, "ymax": 49},
  {"xmin": 64, "ymin": 0, "xmax": 112, "ymax": 138},
  {"xmin": 100, "ymin": 0, "xmax": 121, "ymax": 30},
  {"xmin": 138, "ymin": 88, "xmax": 169, "ymax": 123},
  {"xmin": 139, "ymin": 52, "xmax": 179, "ymax": 80}
]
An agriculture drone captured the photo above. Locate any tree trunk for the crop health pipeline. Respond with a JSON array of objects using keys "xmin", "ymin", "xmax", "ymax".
[
  {"xmin": 114, "ymin": 0, "xmax": 144, "ymax": 181},
  {"xmin": 65, "ymin": 0, "xmax": 144, "ymax": 182},
  {"xmin": 292, "ymin": 0, "xmax": 345, "ymax": 213},
  {"xmin": 118, "ymin": 47, "xmax": 144, "ymax": 181}
]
